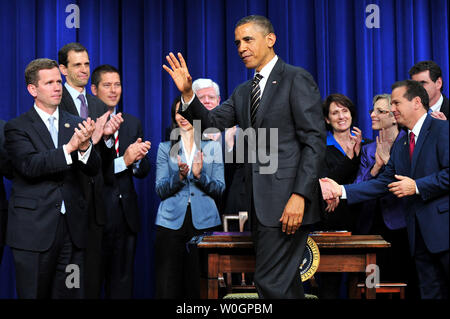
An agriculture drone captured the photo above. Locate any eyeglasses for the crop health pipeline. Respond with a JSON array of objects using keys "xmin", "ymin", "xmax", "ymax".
[{"xmin": 369, "ymin": 109, "xmax": 391, "ymax": 115}]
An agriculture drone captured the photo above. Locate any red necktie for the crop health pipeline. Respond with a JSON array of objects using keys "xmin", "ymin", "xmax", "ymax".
[
  {"xmin": 409, "ymin": 132, "xmax": 415, "ymax": 160},
  {"xmin": 114, "ymin": 133, "xmax": 119, "ymax": 157}
]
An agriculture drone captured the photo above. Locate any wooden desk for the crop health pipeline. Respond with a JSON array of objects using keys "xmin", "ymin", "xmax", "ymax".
[{"xmin": 195, "ymin": 232, "xmax": 390, "ymax": 299}]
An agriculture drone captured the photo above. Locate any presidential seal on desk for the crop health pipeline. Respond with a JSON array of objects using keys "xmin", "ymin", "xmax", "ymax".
[{"xmin": 300, "ymin": 236, "xmax": 320, "ymax": 282}]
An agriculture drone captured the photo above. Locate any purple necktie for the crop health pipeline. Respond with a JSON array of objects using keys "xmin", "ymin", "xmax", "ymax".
[{"xmin": 78, "ymin": 94, "xmax": 88, "ymax": 119}]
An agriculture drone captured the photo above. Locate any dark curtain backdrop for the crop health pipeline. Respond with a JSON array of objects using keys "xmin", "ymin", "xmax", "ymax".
[{"xmin": 0, "ymin": 0, "xmax": 448, "ymax": 298}]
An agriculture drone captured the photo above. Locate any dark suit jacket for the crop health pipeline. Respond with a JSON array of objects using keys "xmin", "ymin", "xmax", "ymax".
[
  {"xmin": 59, "ymin": 86, "xmax": 109, "ymax": 226},
  {"xmin": 0, "ymin": 119, "xmax": 13, "ymax": 250},
  {"xmin": 102, "ymin": 113, "xmax": 150, "ymax": 233},
  {"xmin": 179, "ymin": 58, "xmax": 326, "ymax": 227},
  {"xmin": 354, "ymin": 130, "xmax": 408, "ymax": 232},
  {"xmin": 345, "ymin": 114, "xmax": 449, "ymax": 254},
  {"xmin": 4, "ymin": 108, "xmax": 101, "ymax": 251},
  {"xmin": 441, "ymin": 94, "xmax": 449, "ymax": 119}
]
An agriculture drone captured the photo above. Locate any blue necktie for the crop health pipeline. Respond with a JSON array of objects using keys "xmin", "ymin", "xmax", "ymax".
[
  {"xmin": 48, "ymin": 116, "xmax": 66, "ymax": 214},
  {"xmin": 48, "ymin": 116, "xmax": 58, "ymax": 148}
]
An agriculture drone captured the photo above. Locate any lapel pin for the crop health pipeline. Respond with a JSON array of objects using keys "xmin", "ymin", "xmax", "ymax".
[
  {"xmin": 64, "ymin": 123, "xmax": 70, "ymax": 128},
  {"xmin": 272, "ymin": 81, "xmax": 277, "ymax": 84}
]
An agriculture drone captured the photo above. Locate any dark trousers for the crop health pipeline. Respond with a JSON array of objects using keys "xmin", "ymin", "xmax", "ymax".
[
  {"xmin": 84, "ymin": 200, "xmax": 103, "ymax": 299},
  {"xmin": 370, "ymin": 211, "xmax": 419, "ymax": 299},
  {"xmin": 250, "ymin": 198, "xmax": 309, "ymax": 299},
  {"xmin": 154, "ymin": 204, "xmax": 216, "ymax": 299},
  {"xmin": 101, "ymin": 201, "xmax": 137, "ymax": 299},
  {"xmin": 414, "ymin": 218, "xmax": 449, "ymax": 299},
  {"xmin": 11, "ymin": 214, "xmax": 84, "ymax": 299}
]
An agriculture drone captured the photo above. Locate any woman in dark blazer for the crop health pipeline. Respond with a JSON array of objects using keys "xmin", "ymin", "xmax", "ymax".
[
  {"xmin": 316, "ymin": 93, "xmax": 369, "ymax": 299},
  {"xmin": 154, "ymin": 97, "xmax": 225, "ymax": 298}
]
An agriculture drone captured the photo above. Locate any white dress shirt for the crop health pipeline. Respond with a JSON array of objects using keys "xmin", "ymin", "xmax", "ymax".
[{"xmin": 430, "ymin": 94, "xmax": 444, "ymax": 113}]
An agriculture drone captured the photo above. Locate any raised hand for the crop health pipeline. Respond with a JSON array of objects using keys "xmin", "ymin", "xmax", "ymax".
[
  {"xmin": 162, "ymin": 52, "xmax": 193, "ymax": 102},
  {"xmin": 350, "ymin": 126, "xmax": 363, "ymax": 156},
  {"xmin": 319, "ymin": 177, "xmax": 342, "ymax": 200},
  {"xmin": 388, "ymin": 174, "xmax": 416, "ymax": 198},
  {"xmin": 191, "ymin": 151, "xmax": 203, "ymax": 179}
]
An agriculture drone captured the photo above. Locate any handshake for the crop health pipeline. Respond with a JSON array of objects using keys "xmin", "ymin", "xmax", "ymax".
[
  {"xmin": 319, "ymin": 178, "xmax": 342, "ymax": 213},
  {"xmin": 319, "ymin": 174, "xmax": 417, "ymax": 213}
]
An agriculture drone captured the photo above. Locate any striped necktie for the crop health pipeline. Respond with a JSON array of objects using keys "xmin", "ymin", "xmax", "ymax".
[
  {"xmin": 114, "ymin": 131, "xmax": 119, "ymax": 157},
  {"xmin": 250, "ymin": 74, "xmax": 263, "ymax": 127}
]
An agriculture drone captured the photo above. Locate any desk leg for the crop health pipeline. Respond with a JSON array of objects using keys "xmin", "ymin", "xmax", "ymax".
[
  {"xmin": 207, "ymin": 253, "xmax": 219, "ymax": 299},
  {"xmin": 365, "ymin": 253, "xmax": 377, "ymax": 299}
]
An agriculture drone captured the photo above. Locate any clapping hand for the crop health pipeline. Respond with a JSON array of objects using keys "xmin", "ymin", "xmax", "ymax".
[
  {"xmin": 123, "ymin": 138, "xmax": 151, "ymax": 166},
  {"xmin": 430, "ymin": 111, "xmax": 447, "ymax": 121},
  {"xmin": 67, "ymin": 117, "xmax": 96, "ymax": 153},
  {"xmin": 177, "ymin": 155, "xmax": 189, "ymax": 181},
  {"xmin": 191, "ymin": 151, "xmax": 203, "ymax": 179},
  {"xmin": 350, "ymin": 126, "xmax": 363, "ymax": 156}
]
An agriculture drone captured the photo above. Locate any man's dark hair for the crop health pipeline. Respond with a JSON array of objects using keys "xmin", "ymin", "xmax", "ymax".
[
  {"xmin": 391, "ymin": 80, "xmax": 430, "ymax": 111},
  {"xmin": 25, "ymin": 58, "xmax": 59, "ymax": 86},
  {"xmin": 58, "ymin": 42, "xmax": 88, "ymax": 67},
  {"xmin": 408, "ymin": 60, "xmax": 444, "ymax": 93},
  {"xmin": 236, "ymin": 15, "xmax": 275, "ymax": 35},
  {"xmin": 91, "ymin": 64, "xmax": 121, "ymax": 88},
  {"xmin": 322, "ymin": 93, "xmax": 357, "ymax": 131}
]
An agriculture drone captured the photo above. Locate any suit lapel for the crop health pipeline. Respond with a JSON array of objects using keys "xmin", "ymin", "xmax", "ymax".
[
  {"xmin": 58, "ymin": 109, "xmax": 73, "ymax": 148},
  {"xmin": 241, "ymin": 81, "xmax": 253, "ymax": 129},
  {"xmin": 27, "ymin": 107, "xmax": 57, "ymax": 150},
  {"xmin": 253, "ymin": 59, "xmax": 284, "ymax": 128},
  {"xmin": 61, "ymin": 86, "xmax": 80, "ymax": 116},
  {"xmin": 411, "ymin": 115, "xmax": 432, "ymax": 175}
]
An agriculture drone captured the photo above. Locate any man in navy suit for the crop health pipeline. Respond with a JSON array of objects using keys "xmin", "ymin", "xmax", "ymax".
[
  {"xmin": 91, "ymin": 64, "xmax": 151, "ymax": 298},
  {"xmin": 164, "ymin": 15, "xmax": 326, "ymax": 298},
  {"xmin": 321, "ymin": 80, "xmax": 449, "ymax": 299},
  {"xmin": 409, "ymin": 60, "xmax": 449, "ymax": 120},
  {"xmin": 4, "ymin": 58, "xmax": 100, "ymax": 298},
  {"xmin": 58, "ymin": 43, "xmax": 123, "ymax": 298}
]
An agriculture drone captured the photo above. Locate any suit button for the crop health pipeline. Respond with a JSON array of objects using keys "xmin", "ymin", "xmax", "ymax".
[{"xmin": 191, "ymin": 193, "xmax": 195, "ymax": 196}]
